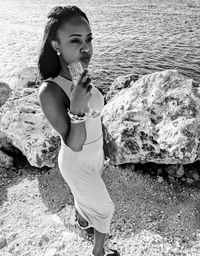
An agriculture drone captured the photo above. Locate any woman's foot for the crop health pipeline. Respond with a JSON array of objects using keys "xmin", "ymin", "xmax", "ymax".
[
  {"xmin": 75, "ymin": 209, "xmax": 88, "ymax": 227},
  {"xmin": 103, "ymin": 249, "xmax": 120, "ymax": 256},
  {"xmin": 91, "ymin": 248, "xmax": 120, "ymax": 256},
  {"xmin": 75, "ymin": 209, "xmax": 94, "ymax": 234}
]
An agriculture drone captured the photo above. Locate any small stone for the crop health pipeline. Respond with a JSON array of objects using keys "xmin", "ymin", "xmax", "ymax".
[
  {"xmin": 7, "ymin": 232, "xmax": 18, "ymax": 243},
  {"xmin": 39, "ymin": 234, "xmax": 50, "ymax": 246},
  {"xmin": 157, "ymin": 176, "xmax": 164, "ymax": 183},
  {"xmin": 157, "ymin": 168, "xmax": 163, "ymax": 174},
  {"xmin": 17, "ymin": 170, "xmax": 23, "ymax": 176},
  {"xmin": 8, "ymin": 243, "xmax": 15, "ymax": 253},
  {"xmin": 10, "ymin": 167, "xmax": 17, "ymax": 172},
  {"xmin": 187, "ymin": 168, "xmax": 200, "ymax": 181},
  {"xmin": 165, "ymin": 165, "xmax": 178, "ymax": 176},
  {"xmin": 185, "ymin": 167, "xmax": 200, "ymax": 181},
  {"xmin": 21, "ymin": 252, "xmax": 31, "ymax": 256},
  {"xmin": 176, "ymin": 164, "xmax": 184, "ymax": 178},
  {"xmin": 193, "ymin": 172, "xmax": 200, "ymax": 181},
  {"xmin": 169, "ymin": 176, "xmax": 175, "ymax": 182},
  {"xmin": 43, "ymin": 248, "xmax": 58, "ymax": 256},
  {"xmin": 187, "ymin": 178, "xmax": 194, "ymax": 184},
  {"xmin": 0, "ymin": 235, "xmax": 7, "ymax": 249},
  {"xmin": 174, "ymin": 236, "xmax": 182, "ymax": 247}
]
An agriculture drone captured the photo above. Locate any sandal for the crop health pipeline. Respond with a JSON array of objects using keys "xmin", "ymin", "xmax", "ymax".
[
  {"xmin": 75, "ymin": 209, "xmax": 94, "ymax": 234},
  {"xmin": 104, "ymin": 249, "xmax": 120, "ymax": 256},
  {"xmin": 91, "ymin": 249, "xmax": 120, "ymax": 256},
  {"xmin": 75, "ymin": 218, "xmax": 93, "ymax": 229},
  {"xmin": 75, "ymin": 219, "xmax": 94, "ymax": 234}
]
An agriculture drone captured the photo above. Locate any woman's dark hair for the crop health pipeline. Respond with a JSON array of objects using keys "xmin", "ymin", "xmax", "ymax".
[{"xmin": 37, "ymin": 6, "xmax": 89, "ymax": 80}]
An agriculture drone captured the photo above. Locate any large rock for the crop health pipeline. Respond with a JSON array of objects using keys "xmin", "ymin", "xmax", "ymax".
[
  {"xmin": 0, "ymin": 131, "xmax": 21, "ymax": 156},
  {"xmin": 102, "ymin": 70, "xmax": 200, "ymax": 165},
  {"xmin": 12, "ymin": 67, "xmax": 40, "ymax": 93},
  {"xmin": 0, "ymin": 82, "xmax": 12, "ymax": 107},
  {"xmin": 0, "ymin": 150, "xmax": 14, "ymax": 169},
  {"xmin": 0, "ymin": 82, "xmax": 18, "ymax": 161},
  {"xmin": 0, "ymin": 86, "xmax": 60, "ymax": 168},
  {"xmin": 106, "ymin": 74, "xmax": 140, "ymax": 102}
]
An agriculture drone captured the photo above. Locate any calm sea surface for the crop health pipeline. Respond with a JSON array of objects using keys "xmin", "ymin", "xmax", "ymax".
[{"xmin": 0, "ymin": 0, "xmax": 199, "ymax": 92}]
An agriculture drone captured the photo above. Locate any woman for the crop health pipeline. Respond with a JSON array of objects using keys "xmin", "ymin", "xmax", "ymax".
[{"xmin": 38, "ymin": 6, "xmax": 120, "ymax": 256}]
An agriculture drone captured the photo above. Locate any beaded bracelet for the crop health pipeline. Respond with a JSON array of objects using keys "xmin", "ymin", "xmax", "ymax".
[{"xmin": 67, "ymin": 109, "xmax": 87, "ymax": 123}]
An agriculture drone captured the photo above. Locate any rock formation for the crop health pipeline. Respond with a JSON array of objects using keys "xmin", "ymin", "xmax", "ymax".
[
  {"xmin": 1, "ymin": 68, "xmax": 200, "ymax": 172},
  {"xmin": 0, "ymin": 68, "xmax": 60, "ymax": 168},
  {"xmin": 102, "ymin": 69, "xmax": 200, "ymax": 165}
]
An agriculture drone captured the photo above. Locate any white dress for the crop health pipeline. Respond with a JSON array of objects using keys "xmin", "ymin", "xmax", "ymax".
[{"xmin": 46, "ymin": 75, "xmax": 114, "ymax": 233}]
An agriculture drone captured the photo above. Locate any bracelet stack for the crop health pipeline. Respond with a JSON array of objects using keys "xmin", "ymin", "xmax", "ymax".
[{"xmin": 67, "ymin": 109, "xmax": 87, "ymax": 123}]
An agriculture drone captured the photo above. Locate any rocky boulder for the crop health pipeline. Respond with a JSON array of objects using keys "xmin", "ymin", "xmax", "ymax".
[
  {"xmin": 0, "ymin": 82, "xmax": 12, "ymax": 107},
  {"xmin": 0, "ymin": 150, "xmax": 14, "ymax": 169},
  {"xmin": 0, "ymin": 70, "xmax": 60, "ymax": 168},
  {"xmin": 0, "ymin": 82, "xmax": 17, "ymax": 161},
  {"xmin": 0, "ymin": 131, "xmax": 22, "ymax": 158},
  {"xmin": 12, "ymin": 67, "xmax": 40, "ymax": 93},
  {"xmin": 106, "ymin": 74, "xmax": 140, "ymax": 102},
  {"xmin": 102, "ymin": 69, "xmax": 200, "ymax": 165}
]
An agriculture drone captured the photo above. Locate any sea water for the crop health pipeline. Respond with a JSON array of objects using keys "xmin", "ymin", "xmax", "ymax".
[{"xmin": 0, "ymin": 0, "xmax": 199, "ymax": 91}]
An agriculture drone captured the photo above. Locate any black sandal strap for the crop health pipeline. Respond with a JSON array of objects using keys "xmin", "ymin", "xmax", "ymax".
[
  {"xmin": 91, "ymin": 249, "xmax": 120, "ymax": 256},
  {"xmin": 104, "ymin": 249, "xmax": 120, "ymax": 256}
]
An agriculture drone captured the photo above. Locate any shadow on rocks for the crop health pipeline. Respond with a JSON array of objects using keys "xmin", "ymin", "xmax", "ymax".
[
  {"xmin": 1, "ymin": 145, "xmax": 74, "ymax": 215},
  {"xmin": 0, "ymin": 178, "xmax": 8, "ymax": 207},
  {"xmin": 122, "ymin": 161, "xmax": 200, "ymax": 189},
  {"xmin": 0, "ymin": 148, "xmax": 72, "ymax": 214},
  {"xmin": 0, "ymin": 149, "xmax": 29, "ymax": 207},
  {"xmin": 37, "ymin": 164, "xmax": 74, "ymax": 214}
]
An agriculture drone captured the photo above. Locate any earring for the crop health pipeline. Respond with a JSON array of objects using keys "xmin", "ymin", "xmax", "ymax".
[
  {"xmin": 81, "ymin": 48, "xmax": 89, "ymax": 53},
  {"xmin": 57, "ymin": 51, "xmax": 60, "ymax": 56}
]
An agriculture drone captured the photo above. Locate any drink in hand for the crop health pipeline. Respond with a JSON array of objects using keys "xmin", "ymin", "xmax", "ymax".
[{"xmin": 68, "ymin": 62, "xmax": 101, "ymax": 118}]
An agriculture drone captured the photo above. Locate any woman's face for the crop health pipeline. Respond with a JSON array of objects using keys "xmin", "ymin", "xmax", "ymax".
[{"xmin": 54, "ymin": 15, "xmax": 93, "ymax": 69}]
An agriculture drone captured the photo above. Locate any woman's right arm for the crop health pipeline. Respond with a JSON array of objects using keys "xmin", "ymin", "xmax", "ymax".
[{"xmin": 38, "ymin": 81, "xmax": 87, "ymax": 152}]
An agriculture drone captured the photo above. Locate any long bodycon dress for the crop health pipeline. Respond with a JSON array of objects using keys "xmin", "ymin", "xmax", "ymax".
[{"xmin": 45, "ymin": 75, "xmax": 115, "ymax": 234}]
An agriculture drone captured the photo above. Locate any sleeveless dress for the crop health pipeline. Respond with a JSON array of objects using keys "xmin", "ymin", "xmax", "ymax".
[{"xmin": 46, "ymin": 75, "xmax": 114, "ymax": 234}]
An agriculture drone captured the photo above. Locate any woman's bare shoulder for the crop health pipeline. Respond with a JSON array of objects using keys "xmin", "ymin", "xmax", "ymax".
[
  {"xmin": 39, "ymin": 80, "xmax": 70, "ymax": 107},
  {"xmin": 39, "ymin": 80, "xmax": 63, "ymax": 97}
]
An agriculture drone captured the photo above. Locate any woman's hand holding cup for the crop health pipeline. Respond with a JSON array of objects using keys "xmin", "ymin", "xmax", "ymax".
[{"xmin": 70, "ymin": 70, "xmax": 92, "ymax": 115}]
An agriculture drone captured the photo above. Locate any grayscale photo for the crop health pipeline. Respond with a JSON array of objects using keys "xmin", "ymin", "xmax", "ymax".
[{"xmin": 0, "ymin": 0, "xmax": 200, "ymax": 255}]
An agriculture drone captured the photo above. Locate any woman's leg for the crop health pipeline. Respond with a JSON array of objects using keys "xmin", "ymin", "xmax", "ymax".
[
  {"xmin": 75, "ymin": 201, "xmax": 114, "ymax": 256},
  {"xmin": 75, "ymin": 208, "xmax": 110, "ymax": 256},
  {"xmin": 76, "ymin": 211, "xmax": 109, "ymax": 256},
  {"xmin": 92, "ymin": 230, "xmax": 120, "ymax": 256},
  {"xmin": 59, "ymin": 152, "xmax": 115, "ymax": 254},
  {"xmin": 92, "ymin": 229, "xmax": 107, "ymax": 256},
  {"xmin": 76, "ymin": 159, "xmax": 105, "ymax": 229}
]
